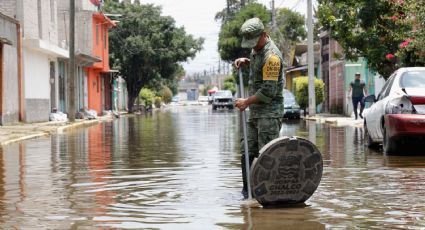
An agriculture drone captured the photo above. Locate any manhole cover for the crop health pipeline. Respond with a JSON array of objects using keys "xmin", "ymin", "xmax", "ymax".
[{"xmin": 251, "ymin": 136, "xmax": 323, "ymax": 207}]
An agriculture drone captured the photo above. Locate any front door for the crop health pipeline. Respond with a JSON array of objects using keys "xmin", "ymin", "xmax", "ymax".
[
  {"xmin": 103, "ymin": 74, "xmax": 112, "ymax": 110},
  {"xmin": 50, "ymin": 61, "xmax": 56, "ymax": 111},
  {"xmin": 58, "ymin": 61, "xmax": 66, "ymax": 112},
  {"xmin": 0, "ymin": 44, "xmax": 3, "ymax": 119}
]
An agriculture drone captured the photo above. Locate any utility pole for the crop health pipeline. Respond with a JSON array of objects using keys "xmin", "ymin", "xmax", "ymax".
[
  {"xmin": 307, "ymin": 0, "xmax": 316, "ymax": 116},
  {"xmin": 271, "ymin": 0, "xmax": 276, "ymax": 32},
  {"xmin": 226, "ymin": 0, "xmax": 230, "ymax": 19},
  {"xmin": 68, "ymin": 0, "xmax": 76, "ymax": 121}
]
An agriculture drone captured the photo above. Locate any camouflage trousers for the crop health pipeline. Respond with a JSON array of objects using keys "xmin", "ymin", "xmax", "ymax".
[
  {"xmin": 240, "ymin": 117, "xmax": 282, "ymax": 158},
  {"xmin": 240, "ymin": 117, "xmax": 282, "ymax": 195}
]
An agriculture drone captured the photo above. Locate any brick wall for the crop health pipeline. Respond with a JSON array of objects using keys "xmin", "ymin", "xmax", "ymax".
[
  {"xmin": 21, "ymin": 0, "xmax": 58, "ymax": 46},
  {"xmin": 23, "ymin": 0, "xmax": 38, "ymax": 39},
  {"xmin": 57, "ymin": 0, "xmax": 93, "ymax": 53},
  {"xmin": 328, "ymin": 40, "xmax": 345, "ymax": 113}
]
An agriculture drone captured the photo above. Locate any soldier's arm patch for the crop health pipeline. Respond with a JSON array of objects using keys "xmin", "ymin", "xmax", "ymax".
[{"xmin": 262, "ymin": 54, "xmax": 281, "ymax": 81}]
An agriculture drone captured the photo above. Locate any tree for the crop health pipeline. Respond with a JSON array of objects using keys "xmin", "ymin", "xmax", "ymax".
[
  {"xmin": 223, "ymin": 76, "xmax": 237, "ymax": 95},
  {"xmin": 154, "ymin": 96, "xmax": 162, "ymax": 109},
  {"xmin": 270, "ymin": 8, "xmax": 307, "ymax": 64},
  {"xmin": 217, "ymin": 3, "xmax": 270, "ymax": 63},
  {"xmin": 104, "ymin": 1, "xmax": 204, "ymax": 112},
  {"xmin": 160, "ymin": 86, "xmax": 173, "ymax": 104},
  {"xmin": 392, "ymin": 0, "xmax": 425, "ymax": 66},
  {"xmin": 316, "ymin": 0, "xmax": 413, "ymax": 79},
  {"xmin": 217, "ymin": 3, "xmax": 270, "ymax": 88},
  {"xmin": 139, "ymin": 88, "xmax": 155, "ymax": 108},
  {"xmin": 293, "ymin": 77, "xmax": 325, "ymax": 115}
]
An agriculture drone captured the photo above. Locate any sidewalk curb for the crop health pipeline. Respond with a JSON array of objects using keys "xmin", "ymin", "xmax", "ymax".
[
  {"xmin": 303, "ymin": 115, "xmax": 363, "ymax": 127},
  {"xmin": 0, "ymin": 132, "xmax": 50, "ymax": 146},
  {"xmin": 0, "ymin": 114, "xmax": 125, "ymax": 146}
]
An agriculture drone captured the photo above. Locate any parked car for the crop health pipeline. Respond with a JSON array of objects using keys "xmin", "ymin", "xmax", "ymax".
[
  {"xmin": 283, "ymin": 89, "xmax": 301, "ymax": 119},
  {"xmin": 172, "ymin": 96, "xmax": 179, "ymax": 102},
  {"xmin": 363, "ymin": 67, "xmax": 425, "ymax": 154},
  {"xmin": 212, "ymin": 90, "xmax": 234, "ymax": 110},
  {"xmin": 198, "ymin": 95, "xmax": 209, "ymax": 105}
]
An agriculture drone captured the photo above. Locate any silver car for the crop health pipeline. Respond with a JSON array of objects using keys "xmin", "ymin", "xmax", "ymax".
[{"xmin": 212, "ymin": 90, "xmax": 234, "ymax": 110}]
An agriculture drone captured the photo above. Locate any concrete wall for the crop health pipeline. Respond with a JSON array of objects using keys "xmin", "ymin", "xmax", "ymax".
[
  {"xmin": 58, "ymin": 0, "xmax": 94, "ymax": 53},
  {"xmin": 2, "ymin": 44, "xmax": 20, "ymax": 124},
  {"xmin": 21, "ymin": 0, "xmax": 58, "ymax": 46},
  {"xmin": 0, "ymin": 0, "xmax": 16, "ymax": 18},
  {"xmin": 0, "ymin": 14, "xmax": 20, "ymax": 125},
  {"xmin": 23, "ymin": 49, "xmax": 50, "ymax": 122}
]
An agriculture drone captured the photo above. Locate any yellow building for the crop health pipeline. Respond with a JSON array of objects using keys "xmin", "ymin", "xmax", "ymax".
[{"xmin": 285, "ymin": 44, "xmax": 320, "ymax": 92}]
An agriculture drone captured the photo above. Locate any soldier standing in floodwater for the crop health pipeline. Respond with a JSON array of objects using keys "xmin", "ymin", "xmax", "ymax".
[{"xmin": 233, "ymin": 17, "xmax": 285, "ymax": 198}]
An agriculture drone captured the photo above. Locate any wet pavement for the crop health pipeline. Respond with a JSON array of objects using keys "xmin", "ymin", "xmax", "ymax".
[{"xmin": 1, "ymin": 105, "xmax": 425, "ymax": 229}]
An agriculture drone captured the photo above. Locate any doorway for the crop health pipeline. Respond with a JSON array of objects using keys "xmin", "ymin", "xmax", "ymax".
[
  {"xmin": 50, "ymin": 61, "xmax": 56, "ymax": 111},
  {"xmin": 0, "ymin": 44, "xmax": 3, "ymax": 118},
  {"xmin": 58, "ymin": 61, "xmax": 66, "ymax": 112}
]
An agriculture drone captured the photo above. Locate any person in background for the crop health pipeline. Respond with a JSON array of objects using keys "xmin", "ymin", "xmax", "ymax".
[
  {"xmin": 347, "ymin": 72, "xmax": 367, "ymax": 119},
  {"xmin": 233, "ymin": 17, "xmax": 285, "ymax": 198}
]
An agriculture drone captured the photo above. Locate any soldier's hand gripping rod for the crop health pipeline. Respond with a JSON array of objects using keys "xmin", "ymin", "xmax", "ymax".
[{"xmin": 238, "ymin": 68, "xmax": 253, "ymax": 200}]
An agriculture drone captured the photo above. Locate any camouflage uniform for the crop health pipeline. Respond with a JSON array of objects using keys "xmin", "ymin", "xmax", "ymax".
[{"xmin": 239, "ymin": 18, "xmax": 285, "ymax": 195}]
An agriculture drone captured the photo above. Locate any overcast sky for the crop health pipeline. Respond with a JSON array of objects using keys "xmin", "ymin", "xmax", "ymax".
[{"xmin": 141, "ymin": 0, "xmax": 308, "ymax": 75}]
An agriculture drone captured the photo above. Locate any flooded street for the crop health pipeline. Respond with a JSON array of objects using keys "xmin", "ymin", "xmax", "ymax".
[{"xmin": 1, "ymin": 106, "xmax": 425, "ymax": 229}]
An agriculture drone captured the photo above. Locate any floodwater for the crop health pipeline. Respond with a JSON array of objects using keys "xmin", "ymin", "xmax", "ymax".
[{"xmin": 1, "ymin": 106, "xmax": 425, "ymax": 229}]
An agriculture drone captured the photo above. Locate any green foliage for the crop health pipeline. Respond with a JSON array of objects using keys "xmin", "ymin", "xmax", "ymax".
[
  {"xmin": 293, "ymin": 77, "xmax": 325, "ymax": 111},
  {"xmin": 217, "ymin": 3, "xmax": 270, "ymax": 62},
  {"xmin": 103, "ymin": 1, "xmax": 203, "ymax": 111},
  {"xmin": 270, "ymin": 8, "xmax": 307, "ymax": 63},
  {"xmin": 139, "ymin": 88, "xmax": 155, "ymax": 107},
  {"xmin": 316, "ymin": 0, "xmax": 418, "ymax": 79},
  {"xmin": 160, "ymin": 86, "xmax": 173, "ymax": 104},
  {"xmin": 204, "ymin": 85, "xmax": 213, "ymax": 96},
  {"xmin": 394, "ymin": 1, "xmax": 425, "ymax": 66},
  {"xmin": 154, "ymin": 96, "xmax": 162, "ymax": 108},
  {"xmin": 223, "ymin": 75, "xmax": 237, "ymax": 95}
]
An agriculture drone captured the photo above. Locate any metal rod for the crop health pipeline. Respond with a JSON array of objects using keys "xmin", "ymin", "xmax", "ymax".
[{"xmin": 238, "ymin": 68, "xmax": 252, "ymax": 200}]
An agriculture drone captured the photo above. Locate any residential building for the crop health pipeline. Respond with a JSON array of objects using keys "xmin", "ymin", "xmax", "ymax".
[
  {"xmin": 58, "ymin": 1, "xmax": 116, "ymax": 116},
  {"xmin": 112, "ymin": 76, "xmax": 128, "ymax": 111},
  {"xmin": 0, "ymin": 12, "xmax": 23, "ymax": 125},
  {"xmin": 87, "ymin": 12, "xmax": 116, "ymax": 114},
  {"xmin": 319, "ymin": 30, "xmax": 385, "ymax": 116},
  {"xmin": 320, "ymin": 31, "xmax": 345, "ymax": 114},
  {"xmin": 16, "ymin": 0, "xmax": 68, "ymax": 122},
  {"xmin": 285, "ymin": 44, "xmax": 320, "ymax": 92}
]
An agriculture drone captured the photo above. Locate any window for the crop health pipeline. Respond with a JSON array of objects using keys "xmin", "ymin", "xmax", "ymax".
[
  {"xmin": 400, "ymin": 70, "xmax": 425, "ymax": 88},
  {"xmin": 104, "ymin": 28, "xmax": 107, "ymax": 49},
  {"xmin": 377, "ymin": 74, "xmax": 397, "ymax": 100},
  {"xmin": 321, "ymin": 36, "xmax": 329, "ymax": 46},
  {"xmin": 50, "ymin": 0, "xmax": 55, "ymax": 22},
  {"xmin": 383, "ymin": 75, "xmax": 396, "ymax": 98},
  {"xmin": 96, "ymin": 24, "xmax": 99, "ymax": 46},
  {"xmin": 377, "ymin": 74, "xmax": 395, "ymax": 100}
]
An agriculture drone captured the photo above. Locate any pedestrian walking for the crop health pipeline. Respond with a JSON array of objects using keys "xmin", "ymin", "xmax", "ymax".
[
  {"xmin": 347, "ymin": 72, "xmax": 367, "ymax": 119},
  {"xmin": 233, "ymin": 17, "xmax": 285, "ymax": 198}
]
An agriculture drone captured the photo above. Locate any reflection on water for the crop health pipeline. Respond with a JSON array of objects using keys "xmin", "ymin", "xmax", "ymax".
[{"xmin": 1, "ymin": 106, "xmax": 425, "ymax": 228}]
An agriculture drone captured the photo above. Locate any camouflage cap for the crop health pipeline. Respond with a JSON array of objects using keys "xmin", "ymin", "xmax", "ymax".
[{"xmin": 240, "ymin": 18, "xmax": 264, "ymax": 48}]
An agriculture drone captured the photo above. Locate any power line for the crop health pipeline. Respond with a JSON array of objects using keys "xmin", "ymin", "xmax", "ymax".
[
  {"xmin": 277, "ymin": 0, "xmax": 287, "ymax": 8},
  {"xmin": 291, "ymin": 0, "xmax": 304, "ymax": 11}
]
